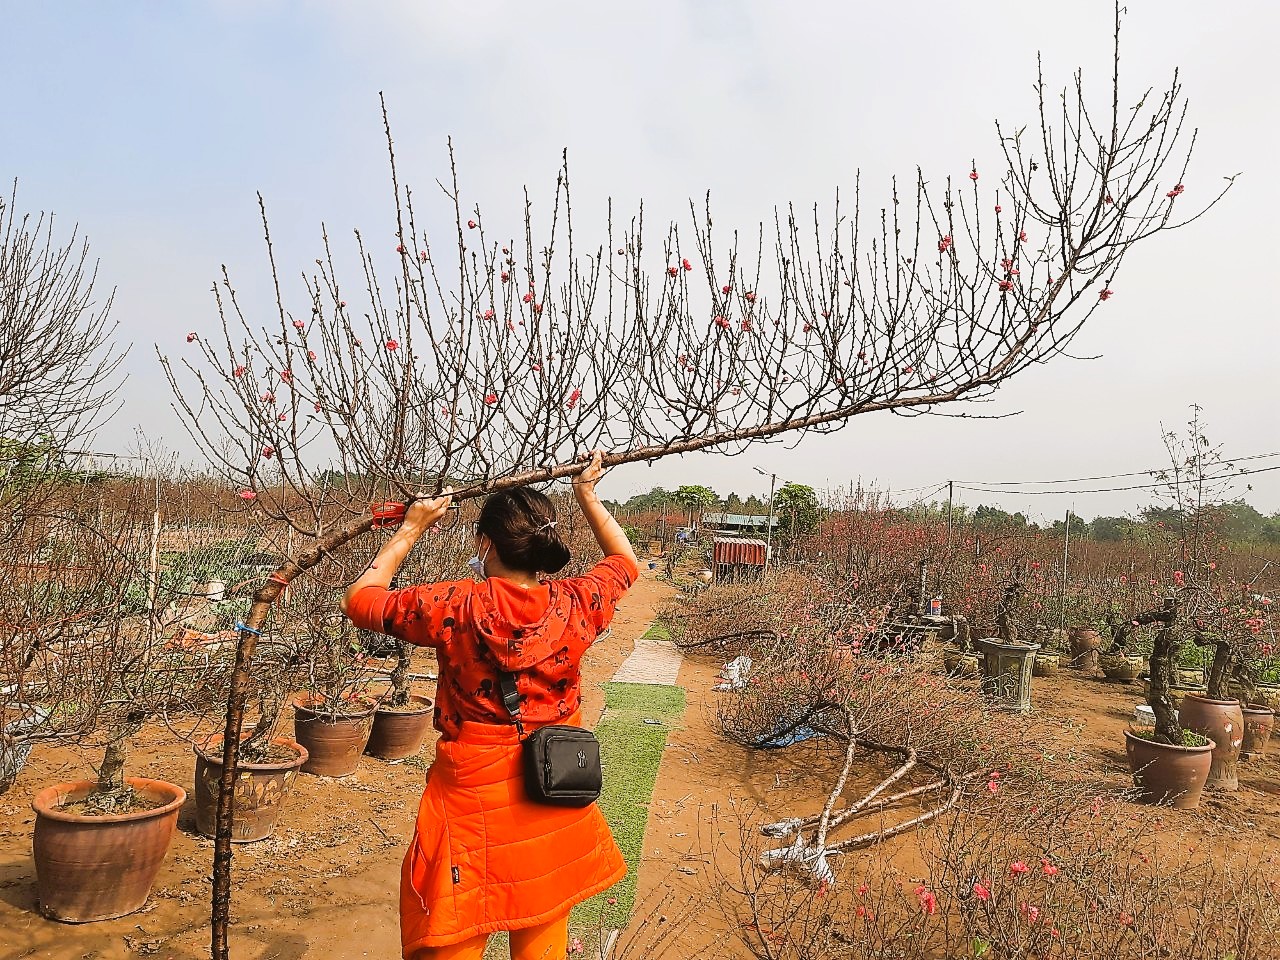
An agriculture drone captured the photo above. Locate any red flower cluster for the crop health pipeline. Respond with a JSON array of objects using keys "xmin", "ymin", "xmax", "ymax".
[
  {"xmin": 914, "ymin": 884, "xmax": 938, "ymax": 915},
  {"xmin": 938, "ymin": 235, "xmax": 953, "ymax": 253},
  {"xmin": 1166, "ymin": 183, "xmax": 1186, "ymax": 199}
]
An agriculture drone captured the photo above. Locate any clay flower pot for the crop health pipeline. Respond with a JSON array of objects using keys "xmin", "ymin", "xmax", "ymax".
[
  {"xmin": 1177, "ymin": 667, "xmax": 1206, "ymax": 687},
  {"xmin": 366, "ymin": 694, "xmax": 435, "ymax": 760},
  {"xmin": 1124, "ymin": 729, "xmax": 1214, "ymax": 809},
  {"xmin": 1250, "ymin": 682, "xmax": 1280, "ymax": 716},
  {"xmin": 293, "ymin": 697, "xmax": 376, "ymax": 777},
  {"xmin": 1241, "ymin": 704, "xmax": 1275, "ymax": 759},
  {"xmin": 1032, "ymin": 652, "xmax": 1061, "ymax": 678},
  {"xmin": 941, "ymin": 647, "xmax": 979, "ymax": 679},
  {"xmin": 1177, "ymin": 694, "xmax": 1244, "ymax": 791},
  {"xmin": 1067, "ymin": 627, "xmax": 1102, "ymax": 671},
  {"xmin": 193, "ymin": 737, "xmax": 309, "ymax": 842},
  {"xmin": 1099, "ymin": 653, "xmax": 1144, "ymax": 683},
  {"xmin": 32, "ymin": 777, "xmax": 185, "ymax": 922}
]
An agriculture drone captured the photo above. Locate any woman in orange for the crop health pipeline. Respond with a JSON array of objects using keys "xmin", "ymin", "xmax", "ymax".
[{"xmin": 342, "ymin": 451, "xmax": 637, "ymax": 960}]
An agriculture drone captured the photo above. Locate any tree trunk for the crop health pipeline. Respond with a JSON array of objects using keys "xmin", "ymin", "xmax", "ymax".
[
  {"xmin": 1147, "ymin": 601, "xmax": 1182, "ymax": 743},
  {"xmin": 1206, "ymin": 641, "xmax": 1233, "ymax": 700},
  {"xmin": 97, "ymin": 739, "xmax": 127, "ymax": 795},
  {"xmin": 388, "ymin": 641, "xmax": 412, "ymax": 707}
]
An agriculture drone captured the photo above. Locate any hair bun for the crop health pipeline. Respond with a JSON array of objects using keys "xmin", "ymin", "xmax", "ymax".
[{"xmin": 532, "ymin": 527, "xmax": 571, "ymax": 574}]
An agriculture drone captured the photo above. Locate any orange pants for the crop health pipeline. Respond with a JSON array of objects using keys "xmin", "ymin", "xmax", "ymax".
[{"xmin": 406, "ymin": 914, "xmax": 568, "ymax": 960}]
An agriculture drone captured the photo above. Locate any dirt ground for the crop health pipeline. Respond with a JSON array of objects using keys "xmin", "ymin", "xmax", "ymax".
[
  {"xmin": 0, "ymin": 565, "xmax": 670, "ymax": 960},
  {"xmin": 619, "ymin": 654, "xmax": 1280, "ymax": 959},
  {"xmin": 5, "ymin": 575, "xmax": 1279, "ymax": 960}
]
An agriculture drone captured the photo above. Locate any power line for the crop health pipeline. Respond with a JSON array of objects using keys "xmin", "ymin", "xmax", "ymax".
[
  {"xmin": 952, "ymin": 462, "xmax": 1280, "ymax": 498},
  {"xmin": 952, "ymin": 449, "xmax": 1280, "ymax": 488}
]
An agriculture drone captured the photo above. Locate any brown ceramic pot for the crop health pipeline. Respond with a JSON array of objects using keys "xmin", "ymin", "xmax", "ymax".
[
  {"xmin": 1251, "ymin": 683, "xmax": 1280, "ymax": 716},
  {"xmin": 193, "ymin": 737, "xmax": 308, "ymax": 841},
  {"xmin": 1068, "ymin": 627, "xmax": 1102, "ymax": 671},
  {"xmin": 1241, "ymin": 704, "xmax": 1275, "ymax": 758},
  {"xmin": 1124, "ymin": 730, "xmax": 1214, "ymax": 809},
  {"xmin": 1177, "ymin": 694, "xmax": 1244, "ymax": 790},
  {"xmin": 293, "ymin": 698, "xmax": 376, "ymax": 777},
  {"xmin": 1141, "ymin": 677, "xmax": 1206, "ymax": 710},
  {"xmin": 941, "ymin": 647, "xmax": 979, "ymax": 679},
  {"xmin": 366, "ymin": 695, "xmax": 434, "ymax": 760},
  {"xmin": 32, "ymin": 777, "xmax": 185, "ymax": 922},
  {"xmin": 1099, "ymin": 653, "xmax": 1144, "ymax": 683},
  {"xmin": 1177, "ymin": 667, "xmax": 1206, "ymax": 687},
  {"xmin": 1032, "ymin": 653, "xmax": 1061, "ymax": 678}
]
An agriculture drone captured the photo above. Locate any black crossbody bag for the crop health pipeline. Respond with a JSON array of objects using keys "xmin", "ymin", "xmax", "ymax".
[{"xmin": 497, "ymin": 671, "xmax": 602, "ymax": 807}]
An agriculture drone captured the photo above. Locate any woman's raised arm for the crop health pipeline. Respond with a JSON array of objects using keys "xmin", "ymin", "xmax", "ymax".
[
  {"xmin": 572, "ymin": 451, "xmax": 637, "ymax": 567},
  {"xmin": 340, "ymin": 490, "xmax": 453, "ymax": 617}
]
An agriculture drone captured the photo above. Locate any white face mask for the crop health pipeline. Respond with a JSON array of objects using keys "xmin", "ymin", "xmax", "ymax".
[{"xmin": 467, "ymin": 542, "xmax": 491, "ymax": 581}]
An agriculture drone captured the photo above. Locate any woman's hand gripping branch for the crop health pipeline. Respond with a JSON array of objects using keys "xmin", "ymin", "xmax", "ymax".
[{"xmin": 340, "ymin": 489, "xmax": 453, "ymax": 615}]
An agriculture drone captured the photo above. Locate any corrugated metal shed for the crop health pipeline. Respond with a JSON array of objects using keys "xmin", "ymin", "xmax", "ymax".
[
  {"xmin": 703, "ymin": 513, "xmax": 780, "ymax": 529},
  {"xmin": 713, "ymin": 537, "xmax": 769, "ymax": 566}
]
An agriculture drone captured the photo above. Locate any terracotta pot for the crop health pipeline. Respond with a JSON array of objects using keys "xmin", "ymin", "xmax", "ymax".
[
  {"xmin": 941, "ymin": 647, "xmax": 979, "ymax": 679},
  {"xmin": 1124, "ymin": 729, "xmax": 1214, "ymax": 809},
  {"xmin": 1067, "ymin": 627, "xmax": 1102, "ymax": 671},
  {"xmin": 193, "ymin": 737, "xmax": 308, "ymax": 842},
  {"xmin": 1140, "ymin": 677, "xmax": 1206, "ymax": 710},
  {"xmin": 1241, "ymin": 704, "xmax": 1275, "ymax": 758},
  {"xmin": 1032, "ymin": 652, "xmax": 1061, "ymax": 678},
  {"xmin": 293, "ymin": 699, "xmax": 376, "ymax": 777},
  {"xmin": 32, "ymin": 777, "xmax": 185, "ymax": 922},
  {"xmin": 1251, "ymin": 682, "xmax": 1280, "ymax": 716},
  {"xmin": 1177, "ymin": 667, "xmax": 1206, "ymax": 687},
  {"xmin": 1099, "ymin": 653, "xmax": 1144, "ymax": 683},
  {"xmin": 1177, "ymin": 694, "xmax": 1244, "ymax": 791},
  {"xmin": 366, "ymin": 695, "xmax": 435, "ymax": 760},
  {"xmin": 976, "ymin": 640, "xmax": 1039, "ymax": 714}
]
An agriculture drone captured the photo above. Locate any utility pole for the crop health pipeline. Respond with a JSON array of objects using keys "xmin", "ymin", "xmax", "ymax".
[
  {"xmin": 1059, "ymin": 508, "xmax": 1071, "ymax": 635},
  {"xmin": 754, "ymin": 466, "xmax": 778, "ymax": 575},
  {"xmin": 946, "ymin": 480, "xmax": 954, "ymax": 549}
]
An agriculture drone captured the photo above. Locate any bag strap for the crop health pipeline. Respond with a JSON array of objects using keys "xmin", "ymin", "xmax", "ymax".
[{"xmin": 497, "ymin": 671, "xmax": 526, "ymax": 739}]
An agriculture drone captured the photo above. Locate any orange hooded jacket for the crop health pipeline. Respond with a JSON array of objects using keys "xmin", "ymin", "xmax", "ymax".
[{"xmin": 347, "ymin": 555, "xmax": 635, "ymax": 953}]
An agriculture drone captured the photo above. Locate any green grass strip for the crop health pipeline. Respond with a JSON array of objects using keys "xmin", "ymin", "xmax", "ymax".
[
  {"xmin": 640, "ymin": 620, "xmax": 671, "ymax": 642},
  {"xmin": 568, "ymin": 680, "xmax": 686, "ymax": 942}
]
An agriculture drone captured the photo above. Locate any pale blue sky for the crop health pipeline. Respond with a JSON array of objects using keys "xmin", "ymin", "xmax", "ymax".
[{"xmin": 5, "ymin": 1, "xmax": 1277, "ymax": 520}]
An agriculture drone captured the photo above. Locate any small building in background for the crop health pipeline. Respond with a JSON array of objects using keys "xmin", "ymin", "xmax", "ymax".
[{"xmin": 702, "ymin": 512, "xmax": 779, "ymax": 535}]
